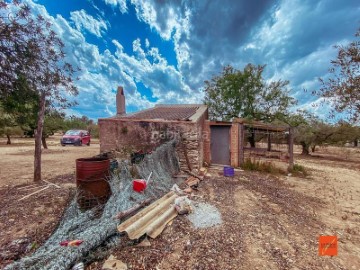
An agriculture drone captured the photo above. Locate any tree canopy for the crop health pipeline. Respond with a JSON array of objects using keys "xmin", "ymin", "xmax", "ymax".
[
  {"xmin": 317, "ymin": 27, "xmax": 360, "ymax": 123},
  {"xmin": 204, "ymin": 64, "xmax": 296, "ymax": 122}
]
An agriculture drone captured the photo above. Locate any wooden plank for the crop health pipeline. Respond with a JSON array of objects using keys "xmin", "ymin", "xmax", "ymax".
[{"xmin": 18, "ymin": 185, "xmax": 50, "ymax": 201}]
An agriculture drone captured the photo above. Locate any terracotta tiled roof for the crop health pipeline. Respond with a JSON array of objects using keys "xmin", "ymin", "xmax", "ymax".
[{"xmin": 120, "ymin": 105, "xmax": 200, "ymax": 121}]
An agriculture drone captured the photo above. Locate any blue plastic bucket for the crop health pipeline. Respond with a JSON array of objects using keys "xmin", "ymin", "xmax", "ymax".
[{"xmin": 223, "ymin": 166, "xmax": 235, "ymax": 177}]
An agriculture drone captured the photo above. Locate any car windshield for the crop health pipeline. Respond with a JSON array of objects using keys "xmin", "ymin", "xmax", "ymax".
[{"xmin": 65, "ymin": 130, "xmax": 81, "ymax": 136}]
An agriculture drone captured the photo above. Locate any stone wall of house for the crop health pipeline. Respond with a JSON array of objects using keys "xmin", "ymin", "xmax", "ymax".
[
  {"xmin": 99, "ymin": 118, "xmax": 204, "ymax": 172},
  {"xmin": 177, "ymin": 126, "xmax": 202, "ymax": 172},
  {"xmin": 203, "ymin": 120, "xmax": 211, "ymax": 165},
  {"xmin": 196, "ymin": 110, "xmax": 208, "ymax": 168}
]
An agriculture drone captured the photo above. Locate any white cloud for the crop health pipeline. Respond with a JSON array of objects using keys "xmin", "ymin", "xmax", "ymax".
[
  {"xmin": 70, "ymin": 9, "xmax": 108, "ymax": 37},
  {"xmin": 129, "ymin": 0, "xmax": 192, "ymax": 69},
  {"xmin": 103, "ymin": 0, "xmax": 128, "ymax": 13},
  {"xmin": 19, "ymin": 0, "xmax": 360, "ymax": 121},
  {"xmin": 111, "ymin": 38, "xmax": 196, "ymax": 104},
  {"xmin": 20, "ymin": 0, "xmax": 201, "ymax": 119}
]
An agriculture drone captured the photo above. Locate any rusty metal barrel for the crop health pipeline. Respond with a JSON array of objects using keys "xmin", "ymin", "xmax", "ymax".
[{"xmin": 76, "ymin": 157, "xmax": 111, "ymax": 209}]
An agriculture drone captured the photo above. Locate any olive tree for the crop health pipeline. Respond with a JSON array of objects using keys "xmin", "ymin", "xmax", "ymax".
[
  {"xmin": 0, "ymin": 1, "xmax": 78, "ymax": 181},
  {"xmin": 317, "ymin": 27, "xmax": 360, "ymax": 122},
  {"xmin": 204, "ymin": 64, "xmax": 296, "ymax": 122},
  {"xmin": 204, "ymin": 64, "xmax": 296, "ymax": 147}
]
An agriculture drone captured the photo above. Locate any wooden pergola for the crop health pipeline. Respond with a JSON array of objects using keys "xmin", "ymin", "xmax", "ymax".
[{"xmin": 233, "ymin": 118, "xmax": 294, "ymax": 170}]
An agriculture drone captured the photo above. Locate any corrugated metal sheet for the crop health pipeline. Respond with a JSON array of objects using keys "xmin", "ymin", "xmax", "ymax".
[{"xmin": 117, "ymin": 191, "xmax": 178, "ymax": 239}]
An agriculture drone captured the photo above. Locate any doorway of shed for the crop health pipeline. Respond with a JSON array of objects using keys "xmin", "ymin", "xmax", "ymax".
[{"xmin": 210, "ymin": 126, "xmax": 231, "ymax": 165}]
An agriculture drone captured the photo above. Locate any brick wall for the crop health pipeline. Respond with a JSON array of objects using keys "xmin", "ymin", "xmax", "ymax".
[
  {"xmin": 99, "ymin": 118, "xmax": 205, "ymax": 172},
  {"xmin": 230, "ymin": 123, "xmax": 239, "ymax": 167}
]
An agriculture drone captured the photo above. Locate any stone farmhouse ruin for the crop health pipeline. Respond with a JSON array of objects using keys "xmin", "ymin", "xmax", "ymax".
[{"xmin": 99, "ymin": 87, "xmax": 294, "ymax": 171}]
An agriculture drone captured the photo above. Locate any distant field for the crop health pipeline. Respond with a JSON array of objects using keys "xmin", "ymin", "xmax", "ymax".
[{"xmin": 0, "ymin": 135, "xmax": 100, "ymax": 187}]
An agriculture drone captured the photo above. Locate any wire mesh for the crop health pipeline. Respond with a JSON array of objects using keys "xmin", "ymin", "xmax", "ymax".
[{"xmin": 5, "ymin": 139, "xmax": 180, "ymax": 270}]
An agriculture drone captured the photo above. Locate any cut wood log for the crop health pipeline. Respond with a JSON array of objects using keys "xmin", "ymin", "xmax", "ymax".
[
  {"xmin": 183, "ymin": 187, "xmax": 193, "ymax": 194},
  {"xmin": 113, "ymin": 198, "xmax": 153, "ymax": 220},
  {"xmin": 199, "ymin": 167, "xmax": 207, "ymax": 176},
  {"xmin": 172, "ymin": 174, "xmax": 188, "ymax": 178},
  {"xmin": 185, "ymin": 176, "xmax": 199, "ymax": 187}
]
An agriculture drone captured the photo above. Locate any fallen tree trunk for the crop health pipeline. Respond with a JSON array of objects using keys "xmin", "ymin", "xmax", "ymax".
[{"xmin": 5, "ymin": 140, "xmax": 180, "ymax": 270}]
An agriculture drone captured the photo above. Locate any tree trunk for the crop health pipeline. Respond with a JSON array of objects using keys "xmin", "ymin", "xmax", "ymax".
[
  {"xmin": 311, "ymin": 145, "xmax": 316, "ymax": 152},
  {"xmin": 34, "ymin": 92, "xmax": 46, "ymax": 182},
  {"xmin": 301, "ymin": 142, "xmax": 310, "ymax": 155},
  {"xmin": 354, "ymin": 139, "xmax": 358, "ymax": 147},
  {"xmin": 6, "ymin": 134, "xmax": 11, "ymax": 145},
  {"xmin": 42, "ymin": 136, "xmax": 48, "ymax": 149}
]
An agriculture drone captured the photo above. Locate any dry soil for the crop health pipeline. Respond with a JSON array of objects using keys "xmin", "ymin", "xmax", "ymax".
[{"xmin": 0, "ymin": 137, "xmax": 359, "ymax": 270}]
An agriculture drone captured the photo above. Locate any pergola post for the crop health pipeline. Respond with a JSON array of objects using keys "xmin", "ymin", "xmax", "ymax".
[
  {"xmin": 267, "ymin": 133, "xmax": 271, "ymax": 151},
  {"xmin": 239, "ymin": 123, "xmax": 245, "ymax": 166},
  {"xmin": 288, "ymin": 127, "xmax": 294, "ymax": 170}
]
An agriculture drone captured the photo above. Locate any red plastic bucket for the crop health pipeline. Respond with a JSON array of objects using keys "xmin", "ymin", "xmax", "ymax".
[{"xmin": 133, "ymin": 179, "xmax": 147, "ymax": 192}]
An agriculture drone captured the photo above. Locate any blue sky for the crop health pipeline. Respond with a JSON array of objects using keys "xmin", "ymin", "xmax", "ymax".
[{"xmin": 24, "ymin": 0, "xmax": 360, "ymax": 120}]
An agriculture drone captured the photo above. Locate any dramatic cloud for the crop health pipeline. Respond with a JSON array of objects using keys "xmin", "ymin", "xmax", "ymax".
[
  {"xmin": 126, "ymin": 0, "xmax": 359, "ymax": 114},
  {"xmin": 24, "ymin": 0, "xmax": 201, "ymax": 119},
  {"xmin": 103, "ymin": 0, "xmax": 128, "ymax": 13},
  {"xmin": 19, "ymin": 0, "xmax": 360, "ymax": 120},
  {"xmin": 70, "ymin": 9, "xmax": 108, "ymax": 37}
]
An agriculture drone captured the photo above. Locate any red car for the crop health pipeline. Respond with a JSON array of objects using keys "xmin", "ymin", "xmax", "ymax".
[{"xmin": 61, "ymin": 130, "xmax": 91, "ymax": 146}]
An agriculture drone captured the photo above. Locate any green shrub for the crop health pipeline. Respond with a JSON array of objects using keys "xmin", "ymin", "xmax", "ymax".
[
  {"xmin": 241, "ymin": 158, "xmax": 285, "ymax": 174},
  {"xmin": 289, "ymin": 163, "xmax": 308, "ymax": 177}
]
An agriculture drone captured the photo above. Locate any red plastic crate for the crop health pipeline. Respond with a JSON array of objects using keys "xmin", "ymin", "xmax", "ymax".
[{"xmin": 133, "ymin": 179, "xmax": 147, "ymax": 192}]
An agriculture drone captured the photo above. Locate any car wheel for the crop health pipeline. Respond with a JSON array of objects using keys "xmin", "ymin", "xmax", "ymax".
[{"xmin": 87, "ymin": 140, "xmax": 90, "ymax": 146}]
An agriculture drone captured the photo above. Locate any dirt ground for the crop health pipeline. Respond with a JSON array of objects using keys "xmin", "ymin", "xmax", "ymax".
[
  {"xmin": 0, "ymin": 135, "xmax": 100, "ymax": 267},
  {"xmin": 0, "ymin": 138, "xmax": 360, "ymax": 269},
  {"xmin": 0, "ymin": 135, "xmax": 100, "ymax": 187}
]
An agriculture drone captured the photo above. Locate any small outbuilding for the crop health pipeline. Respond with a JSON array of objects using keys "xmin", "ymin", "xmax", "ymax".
[
  {"xmin": 98, "ymin": 87, "xmax": 208, "ymax": 171},
  {"xmin": 203, "ymin": 118, "xmax": 294, "ymax": 170},
  {"xmin": 99, "ymin": 86, "xmax": 293, "ymax": 172}
]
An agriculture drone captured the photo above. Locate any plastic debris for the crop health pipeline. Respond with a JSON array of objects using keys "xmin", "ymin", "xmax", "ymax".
[
  {"xmin": 71, "ymin": 262, "xmax": 84, "ymax": 270},
  {"xmin": 102, "ymin": 255, "xmax": 127, "ymax": 270},
  {"xmin": 60, "ymin": 240, "xmax": 83, "ymax": 247},
  {"xmin": 170, "ymin": 184, "xmax": 184, "ymax": 195}
]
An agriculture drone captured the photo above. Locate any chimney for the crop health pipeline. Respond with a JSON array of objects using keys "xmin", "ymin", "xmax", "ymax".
[{"xmin": 116, "ymin": 86, "xmax": 126, "ymax": 115}]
